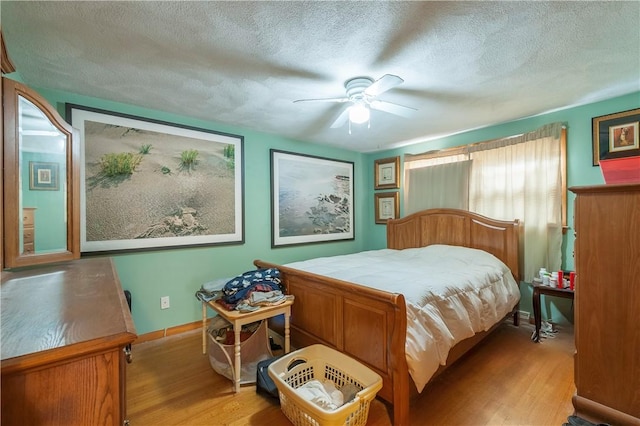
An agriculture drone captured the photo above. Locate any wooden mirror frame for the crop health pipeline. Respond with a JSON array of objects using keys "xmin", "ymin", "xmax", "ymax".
[{"xmin": 2, "ymin": 77, "xmax": 80, "ymax": 268}]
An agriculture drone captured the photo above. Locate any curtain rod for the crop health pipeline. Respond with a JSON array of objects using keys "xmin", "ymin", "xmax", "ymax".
[{"xmin": 406, "ymin": 122, "xmax": 565, "ymax": 161}]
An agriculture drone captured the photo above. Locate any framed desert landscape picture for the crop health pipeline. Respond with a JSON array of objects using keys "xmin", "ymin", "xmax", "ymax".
[{"xmin": 68, "ymin": 104, "xmax": 244, "ymax": 254}]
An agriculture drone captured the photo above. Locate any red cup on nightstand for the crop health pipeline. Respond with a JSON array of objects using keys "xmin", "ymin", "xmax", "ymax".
[
  {"xmin": 557, "ymin": 271, "xmax": 564, "ymax": 288},
  {"xmin": 569, "ymin": 272, "xmax": 576, "ymax": 290}
]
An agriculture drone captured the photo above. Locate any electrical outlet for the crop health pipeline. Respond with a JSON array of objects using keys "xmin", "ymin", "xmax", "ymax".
[{"xmin": 160, "ymin": 296, "xmax": 170, "ymax": 310}]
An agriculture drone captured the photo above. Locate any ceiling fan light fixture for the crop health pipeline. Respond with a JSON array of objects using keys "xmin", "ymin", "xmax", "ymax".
[
  {"xmin": 349, "ymin": 103, "xmax": 370, "ymax": 124},
  {"xmin": 294, "ymin": 74, "xmax": 413, "ymax": 131}
]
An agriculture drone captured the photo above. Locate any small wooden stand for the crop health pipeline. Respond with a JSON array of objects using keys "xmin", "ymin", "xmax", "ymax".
[{"xmin": 202, "ymin": 299, "xmax": 293, "ymax": 392}]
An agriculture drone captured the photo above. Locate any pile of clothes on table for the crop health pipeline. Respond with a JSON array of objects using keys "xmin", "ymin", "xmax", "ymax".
[{"xmin": 195, "ymin": 268, "xmax": 293, "ymax": 312}]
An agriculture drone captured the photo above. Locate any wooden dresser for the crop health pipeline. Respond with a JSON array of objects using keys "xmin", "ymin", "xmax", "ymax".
[
  {"xmin": 570, "ymin": 184, "xmax": 640, "ymax": 425},
  {"xmin": 22, "ymin": 207, "xmax": 36, "ymax": 254},
  {"xmin": 1, "ymin": 257, "xmax": 137, "ymax": 426}
]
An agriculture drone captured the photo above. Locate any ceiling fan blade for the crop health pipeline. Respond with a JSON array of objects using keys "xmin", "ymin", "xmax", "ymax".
[
  {"xmin": 370, "ymin": 100, "xmax": 417, "ymax": 118},
  {"xmin": 364, "ymin": 74, "xmax": 404, "ymax": 97},
  {"xmin": 330, "ymin": 107, "xmax": 351, "ymax": 128},
  {"xmin": 294, "ymin": 97, "xmax": 350, "ymax": 103}
]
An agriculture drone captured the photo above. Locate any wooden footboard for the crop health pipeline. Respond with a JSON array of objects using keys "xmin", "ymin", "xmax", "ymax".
[{"xmin": 253, "ymin": 259, "xmax": 411, "ymax": 425}]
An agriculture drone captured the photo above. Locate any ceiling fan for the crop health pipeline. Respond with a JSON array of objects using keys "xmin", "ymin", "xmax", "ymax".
[{"xmin": 294, "ymin": 74, "xmax": 417, "ymax": 132}]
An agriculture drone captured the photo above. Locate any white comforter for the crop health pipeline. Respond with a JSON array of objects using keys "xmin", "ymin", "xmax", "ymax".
[{"xmin": 284, "ymin": 244, "xmax": 520, "ymax": 392}]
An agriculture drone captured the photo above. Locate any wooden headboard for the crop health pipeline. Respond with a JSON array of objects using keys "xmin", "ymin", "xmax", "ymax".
[{"xmin": 387, "ymin": 208, "xmax": 521, "ymax": 282}]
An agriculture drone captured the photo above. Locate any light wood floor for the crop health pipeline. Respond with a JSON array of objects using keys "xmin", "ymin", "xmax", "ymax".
[{"xmin": 126, "ymin": 321, "xmax": 575, "ymax": 425}]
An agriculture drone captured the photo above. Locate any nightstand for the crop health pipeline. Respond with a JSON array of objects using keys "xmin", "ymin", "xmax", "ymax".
[{"xmin": 532, "ymin": 282, "xmax": 574, "ymax": 343}]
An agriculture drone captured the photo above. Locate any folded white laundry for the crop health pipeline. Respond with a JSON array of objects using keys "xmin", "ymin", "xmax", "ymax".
[{"xmin": 296, "ymin": 379, "xmax": 343, "ymax": 410}]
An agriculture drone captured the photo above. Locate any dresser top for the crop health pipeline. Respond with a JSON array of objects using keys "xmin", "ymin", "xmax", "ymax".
[
  {"xmin": 569, "ymin": 183, "xmax": 640, "ymax": 194},
  {"xmin": 1, "ymin": 257, "xmax": 136, "ymax": 366}
]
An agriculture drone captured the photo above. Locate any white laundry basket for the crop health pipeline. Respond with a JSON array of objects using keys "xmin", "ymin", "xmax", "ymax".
[{"xmin": 268, "ymin": 344, "xmax": 383, "ymax": 426}]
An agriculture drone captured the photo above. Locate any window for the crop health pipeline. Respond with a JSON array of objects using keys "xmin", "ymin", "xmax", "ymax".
[{"xmin": 404, "ymin": 123, "xmax": 566, "ymax": 282}]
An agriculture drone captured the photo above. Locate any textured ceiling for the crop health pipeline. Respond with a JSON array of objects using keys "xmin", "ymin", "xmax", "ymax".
[{"xmin": 2, "ymin": 1, "xmax": 639, "ymax": 152}]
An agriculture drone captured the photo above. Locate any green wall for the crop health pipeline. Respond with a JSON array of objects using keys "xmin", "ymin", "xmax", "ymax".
[
  {"xmin": 26, "ymin": 83, "xmax": 640, "ymax": 333},
  {"xmin": 33, "ymin": 87, "xmax": 370, "ymax": 335}
]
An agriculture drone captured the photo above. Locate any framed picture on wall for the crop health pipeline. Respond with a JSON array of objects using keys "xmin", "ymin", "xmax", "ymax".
[
  {"xmin": 374, "ymin": 156, "xmax": 400, "ymax": 189},
  {"xmin": 609, "ymin": 122, "xmax": 639, "ymax": 153},
  {"xmin": 67, "ymin": 103, "xmax": 245, "ymax": 254},
  {"xmin": 374, "ymin": 192, "xmax": 399, "ymax": 224},
  {"xmin": 592, "ymin": 108, "xmax": 640, "ymax": 166},
  {"xmin": 29, "ymin": 161, "xmax": 60, "ymax": 190},
  {"xmin": 270, "ymin": 149, "xmax": 354, "ymax": 247}
]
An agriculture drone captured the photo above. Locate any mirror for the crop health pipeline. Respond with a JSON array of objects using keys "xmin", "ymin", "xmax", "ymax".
[
  {"xmin": 19, "ymin": 97, "xmax": 68, "ymax": 254},
  {"xmin": 3, "ymin": 77, "xmax": 79, "ymax": 268}
]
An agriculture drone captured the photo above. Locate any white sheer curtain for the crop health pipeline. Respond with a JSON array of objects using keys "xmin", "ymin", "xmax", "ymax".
[
  {"xmin": 468, "ymin": 123, "xmax": 563, "ymax": 281},
  {"xmin": 404, "ymin": 160, "xmax": 471, "ymax": 215},
  {"xmin": 403, "ymin": 122, "xmax": 564, "ymax": 281}
]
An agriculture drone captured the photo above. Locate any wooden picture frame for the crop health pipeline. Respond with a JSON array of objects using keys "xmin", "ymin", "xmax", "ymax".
[
  {"xmin": 374, "ymin": 192, "xmax": 399, "ymax": 224},
  {"xmin": 67, "ymin": 104, "xmax": 244, "ymax": 254},
  {"xmin": 270, "ymin": 149, "xmax": 354, "ymax": 247},
  {"xmin": 374, "ymin": 156, "xmax": 400, "ymax": 189},
  {"xmin": 592, "ymin": 108, "xmax": 640, "ymax": 166},
  {"xmin": 29, "ymin": 161, "xmax": 60, "ymax": 191}
]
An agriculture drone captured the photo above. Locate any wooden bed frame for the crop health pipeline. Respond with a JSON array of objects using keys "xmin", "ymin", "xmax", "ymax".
[{"xmin": 254, "ymin": 208, "xmax": 521, "ymax": 426}]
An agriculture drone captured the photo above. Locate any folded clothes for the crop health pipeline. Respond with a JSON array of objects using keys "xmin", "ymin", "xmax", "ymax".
[
  {"xmin": 198, "ymin": 269, "xmax": 288, "ymax": 311},
  {"xmin": 195, "ymin": 289, "xmax": 223, "ymax": 302},
  {"xmin": 248, "ymin": 290, "xmax": 285, "ymax": 305},
  {"xmin": 214, "ymin": 298, "xmax": 237, "ymax": 311},
  {"xmin": 203, "ymin": 278, "xmax": 229, "ymax": 292},
  {"xmin": 196, "ymin": 278, "xmax": 228, "ymax": 302},
  {"xmin": 234, "ymin": 293, "xmax": 294, "ymax": 312},
  {"xmin": 222, "ymin": 268, "xmax": 282, "ymax": 304},
  {"xmin": 234, "ymin": 301, "xmax": 260, "ymax": 313}
]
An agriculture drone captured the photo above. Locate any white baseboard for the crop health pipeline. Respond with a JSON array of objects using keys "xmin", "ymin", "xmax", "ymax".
[{"xmin": 519, "ymin": 310, "xmax": 531, "ymax": 322}]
